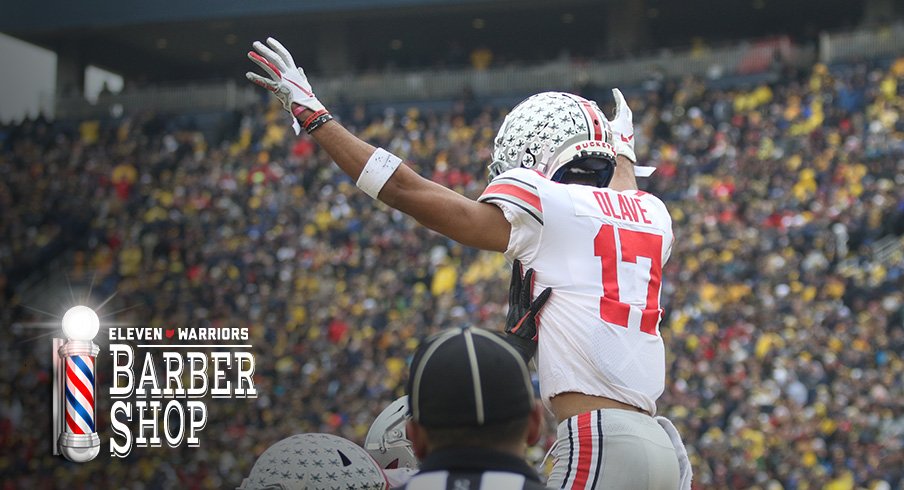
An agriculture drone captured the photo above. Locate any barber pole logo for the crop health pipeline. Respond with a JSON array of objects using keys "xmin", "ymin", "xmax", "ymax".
[{"xmin": 65, "ymin": 355, "xmax": 97, "ymax": 435}]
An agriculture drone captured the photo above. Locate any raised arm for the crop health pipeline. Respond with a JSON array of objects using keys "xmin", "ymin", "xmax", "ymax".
[
  {"xmin": 297, "ymin": 113, "xmax": 510, "ymax": 251},
  {"xmin": 246, "ymin": 37, "xmax": 510, "ymax": 252}
]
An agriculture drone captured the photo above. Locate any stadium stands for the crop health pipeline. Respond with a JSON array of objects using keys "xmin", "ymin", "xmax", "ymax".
[{"xmin": 1, "ymin": 56, "xmax": 902, "ymax": 488}]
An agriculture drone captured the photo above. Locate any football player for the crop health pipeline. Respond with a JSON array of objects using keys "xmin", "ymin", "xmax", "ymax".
[{"xmin": 247, "ymin": 38, "xmax": 691, "ymax": 490}]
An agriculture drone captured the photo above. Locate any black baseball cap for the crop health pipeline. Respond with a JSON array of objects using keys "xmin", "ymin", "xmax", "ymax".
[{"xmin": 406, "ymin": 326, "xmax": 534, "ymax": 428}]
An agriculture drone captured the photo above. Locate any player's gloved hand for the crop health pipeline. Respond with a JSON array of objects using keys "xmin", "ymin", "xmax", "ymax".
[
  {"xmin": 504, "ymin": 259, "xmax": 552, "ymax": 364},
  {"xmin": 607, "ymin": 88, "xmax": 637, "ymax": 163},
  {"xmin": 246, "ymin": 37, "xmax": 325, "ymax": 133}
]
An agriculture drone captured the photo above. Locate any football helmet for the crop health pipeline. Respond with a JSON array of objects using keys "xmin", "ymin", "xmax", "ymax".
[
  {"xmin": 364, "ymin": 396, "xmax": 418, "ymax": 470},
  {"xmin": 238, "ymin": 433, "xmax": 388, "ymax": 490},
  {"xmin": 489, "ymin": 92, "xmax": 652, "ymax": 187}
]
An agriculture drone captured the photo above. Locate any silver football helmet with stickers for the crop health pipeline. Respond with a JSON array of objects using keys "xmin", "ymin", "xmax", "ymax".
[
  {"xmin": 489, "ymin": 91, "xmax": 650, "ymax": 187},
  {"xmin": 364, "ymin": 396, "xmax": 418, "ymax": 471},
  {"xmin": 238, "ymin": 433, "xmax": 388, "ymax": 490}
]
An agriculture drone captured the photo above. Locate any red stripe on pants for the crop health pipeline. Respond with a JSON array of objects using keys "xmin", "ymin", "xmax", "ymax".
[{"xmin": 571, "ymin": 412, "xmax": 593, "ymax": 489}]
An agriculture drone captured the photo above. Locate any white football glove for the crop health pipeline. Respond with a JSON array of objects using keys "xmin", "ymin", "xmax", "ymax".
[
  {"xmin": 608, "ymin": 88, "xmax": 655, "ymax": 177},
  {"xmin": 607, "ymin": 88, "xmax": 636, "ymax": 163},
  {"xmin": 246, "ymin": 37, "xmax": 325, "ymax": 133}
]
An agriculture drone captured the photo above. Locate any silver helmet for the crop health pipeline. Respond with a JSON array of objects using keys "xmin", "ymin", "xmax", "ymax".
[
  {"xmin": 364, "ymin": 396, "xmax": 418, "ymax": 470},
  {"xmin": 238, "ymin": 433, "xmax": 388, "ymax": 490},
  {"xmin": 489, "ymin": 92, "xmax": 618, "ymax": 185}
]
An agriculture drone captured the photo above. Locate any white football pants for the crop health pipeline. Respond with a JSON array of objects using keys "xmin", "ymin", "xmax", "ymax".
[{"xmin": 546, "ymin": 409, "xmax": 680, "ymax": 490}]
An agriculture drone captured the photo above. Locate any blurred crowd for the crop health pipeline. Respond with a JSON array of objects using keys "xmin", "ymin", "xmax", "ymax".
[{"xmin": 0, "ymin": 56, "xmax": 902, "ymax": 489}]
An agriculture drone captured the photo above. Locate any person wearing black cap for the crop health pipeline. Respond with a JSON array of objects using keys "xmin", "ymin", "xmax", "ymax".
[{"xmin": 401, "ymin": 324, "xmax": 547, "ymax": 490}]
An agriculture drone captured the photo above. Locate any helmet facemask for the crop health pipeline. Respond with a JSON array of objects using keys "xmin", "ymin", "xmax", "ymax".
[{"xmin": 364, "ymin": 396, "xmax": 418, "ymax": 470}]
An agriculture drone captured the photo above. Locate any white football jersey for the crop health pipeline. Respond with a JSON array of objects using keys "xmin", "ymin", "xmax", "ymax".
[{"xmin": 479, "ymin": 168, "xmax": 673, "ymax": 415}]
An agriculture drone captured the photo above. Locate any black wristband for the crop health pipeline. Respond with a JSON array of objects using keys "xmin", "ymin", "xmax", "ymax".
[{"xmin": 305, "ymin": 113, "xmax": 334, "ymax": 134}]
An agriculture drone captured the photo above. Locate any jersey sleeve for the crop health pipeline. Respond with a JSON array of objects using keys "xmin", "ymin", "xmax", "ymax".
[{"xmin": 478, "ymin": 168, "xmax": 545, "ymax": 263}]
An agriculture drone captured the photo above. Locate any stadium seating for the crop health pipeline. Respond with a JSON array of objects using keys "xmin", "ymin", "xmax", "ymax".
[{"xmin": 0, "ymin": 57, "xmax": 902, "ymax": 488}]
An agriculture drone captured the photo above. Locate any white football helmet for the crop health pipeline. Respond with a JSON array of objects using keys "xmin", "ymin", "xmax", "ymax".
[
  {"xmin": 238, "ymin": 433, "xmax": 388, "ymax": 490},
  {"xmin": 364, "ymin": 396, "xmax": 418, "ymax": 470},
  {"xmin": 489, "ymin": 92, "xmax": 652, "ymax": 186}
]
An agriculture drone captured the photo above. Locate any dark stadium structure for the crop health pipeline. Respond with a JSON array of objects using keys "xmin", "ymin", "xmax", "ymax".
[{"xmin": 0, "ymin": 0, "xmax": 885, "ymax": 86}]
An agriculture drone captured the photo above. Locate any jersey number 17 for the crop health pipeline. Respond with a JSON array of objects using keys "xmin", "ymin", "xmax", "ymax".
[{"xmin": 593, "ymin": 224, "xmax": 663, "ymax": 336}]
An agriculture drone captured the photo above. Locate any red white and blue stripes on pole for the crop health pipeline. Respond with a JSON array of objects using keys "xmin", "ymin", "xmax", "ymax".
[{"xmin": 65, "ymin": 355, "xmax": 95, "ymax": 434}]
